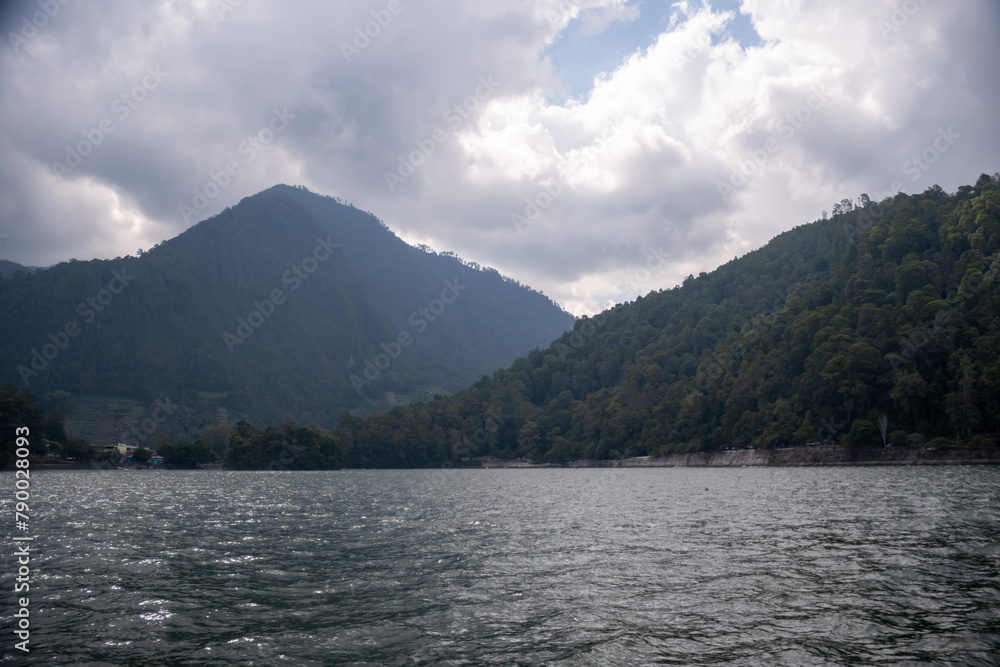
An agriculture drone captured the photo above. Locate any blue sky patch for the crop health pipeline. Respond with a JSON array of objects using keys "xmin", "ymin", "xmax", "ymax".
[{"xmin": 544, "ymin": 1, "xmax": 763, "ymax": 102}]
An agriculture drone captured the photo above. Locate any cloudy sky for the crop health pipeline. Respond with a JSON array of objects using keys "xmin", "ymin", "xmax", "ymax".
[{"xmin": 1, "ymin": 0, "xmax": 997, "ymax": 315}]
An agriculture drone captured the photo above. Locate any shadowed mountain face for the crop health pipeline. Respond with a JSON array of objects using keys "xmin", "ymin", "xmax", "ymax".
[
  {"xmin": 0, "ymin": 185, "xmax": 574, "ymax": 436},
  {"xmin": 0, "ymin": 260, "xmax": 34, "ymax": 278}
]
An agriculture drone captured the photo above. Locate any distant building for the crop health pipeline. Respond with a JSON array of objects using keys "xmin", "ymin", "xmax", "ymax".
[
  {"xmin": 217, "ymin": 407, "xmax": 229, "ymax": 425},
  {"xmin": 385, "ymin": 391, "xmax": 397, "ymax": 407}
]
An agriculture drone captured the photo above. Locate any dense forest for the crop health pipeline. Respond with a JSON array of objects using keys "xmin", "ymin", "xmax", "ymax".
[
  {"xmin": 0, "ymin": 185, "xmax": 574, "ymax": 436},
  {"xmin": 0, "ymin": 384, "xmax": 96, "ymax": 467},
  {"xmin": 3, "ymin": 175, "xmax": 997, "ymax": 470},
  {"xmin": 328, "ymin": 174, "xmax": 999, "ymax": 467}
]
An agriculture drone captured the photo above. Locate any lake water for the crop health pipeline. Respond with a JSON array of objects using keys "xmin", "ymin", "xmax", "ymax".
[{"xmin": 2, "ymin": 467, "xmax": 999, "ymax": 665}]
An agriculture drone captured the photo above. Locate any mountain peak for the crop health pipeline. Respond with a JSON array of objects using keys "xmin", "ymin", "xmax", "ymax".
[{"xmin": 0, "ymin": 187, "xmax": 574, "ymax": 440}]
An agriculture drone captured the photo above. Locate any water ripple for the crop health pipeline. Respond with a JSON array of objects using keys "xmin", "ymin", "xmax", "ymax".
[{"xmin": 1, "ymin": 467, "xmax": 998, "ymax": 664}]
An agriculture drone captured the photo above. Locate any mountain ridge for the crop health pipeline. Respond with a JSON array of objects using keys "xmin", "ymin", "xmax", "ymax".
[
  {"xmin": 0, "ymin": 185, "xmax": 575, "ymax": 439},
  {"xmin": 326, "ymin": 174, "xmax": 1000, "ymax": 467}
]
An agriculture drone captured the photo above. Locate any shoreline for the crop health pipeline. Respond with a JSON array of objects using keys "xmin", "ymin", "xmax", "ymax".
[
  {"xmin": 480, "ymin": 445, "xmax": 1000, "ymax": 468},
  {"xmin": 7, "ymin": 445, "xmax": 1000, "ymax": 471}
]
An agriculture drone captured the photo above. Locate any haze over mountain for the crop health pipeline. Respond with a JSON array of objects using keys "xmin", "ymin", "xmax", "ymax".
[{"xmin": 0, "ymin": 185, "xmax": 574, "ymax": 438}]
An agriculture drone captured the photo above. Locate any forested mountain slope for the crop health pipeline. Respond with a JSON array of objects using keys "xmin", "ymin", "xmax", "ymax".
[
  {"xmin": 0, "ymin": 185, "xmax": 574, "ymax": 435},
  {"xmin": 0, "ymin": 260, "xmax": 34, "ymax": 279},
  {"xmin": 332, "ymin": 174, "xmax": 1000, "ymax": 466}
]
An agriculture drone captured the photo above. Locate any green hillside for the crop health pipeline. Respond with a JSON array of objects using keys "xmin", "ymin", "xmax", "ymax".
[{"xmin": 330, "ymin": 174, "xmax": 1000, "ymax": 467}]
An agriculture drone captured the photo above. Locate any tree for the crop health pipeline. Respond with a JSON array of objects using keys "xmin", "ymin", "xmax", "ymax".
[
  {"xmin": 222, "ymin": 421, "xmax": 345, "ymax": 469},
  {"xmin": 0, "ymin": 385, "xmax": 46, "ymax": 465},
  {"xmin": 944, "ymin": 354, "xmax": 981, "ymax": 438},
  {"xmin": 133, "ymin": 447, "xmax": 152, "ymax": 464},
  {"xmin": 200, "ymin": 424, "xmax": 232, "ymax": 458},
  {"xmin": 159, "ymin": 440, "xmax": 215, "ymax": 468},
  {"xmin": 894, "ymin": 254, "xmax": 926, "ymax": 297},
  {"xmin": 44, "ymin": 411, "xmax": 68, "ymax": 452},
  {"xmin": 845, "ymin": 419, "xmax": 880, "ymax": 448},
  {"xmin": 889, "ymin": 371, "xmax": 927, "ymax": 426},
  {"xmin": 63, "ymin": 437, "xmax": 96, "ymax": 461}
]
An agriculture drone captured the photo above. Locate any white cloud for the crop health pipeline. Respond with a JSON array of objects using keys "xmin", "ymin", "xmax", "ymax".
[
  {"xmin": 0, "ymin": 0, "xmax": 997, "ymax": 316},
  {"xmin": 576, "ymin": 2, "xmax": 641, "ymax": 36}
]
